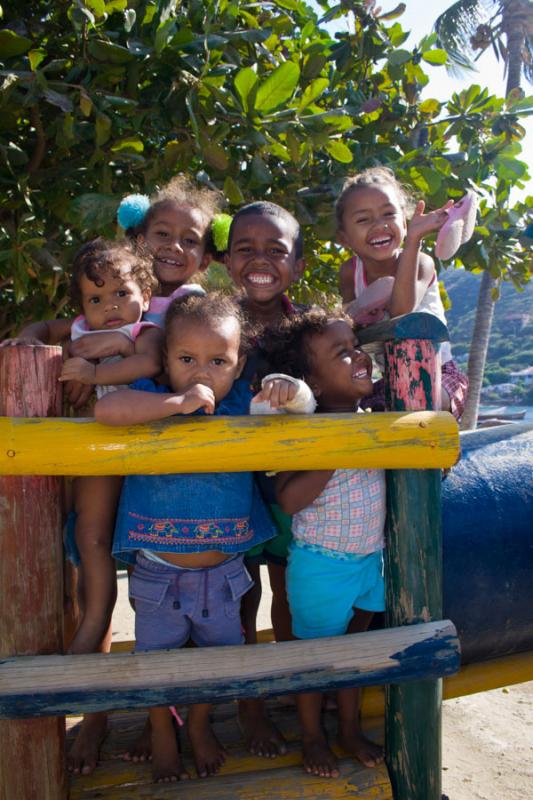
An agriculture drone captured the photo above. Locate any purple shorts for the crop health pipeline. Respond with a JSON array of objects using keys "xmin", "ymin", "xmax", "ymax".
[{"xmin": 130, "ymin": 552, "xmax": 253, "ymax": 651}]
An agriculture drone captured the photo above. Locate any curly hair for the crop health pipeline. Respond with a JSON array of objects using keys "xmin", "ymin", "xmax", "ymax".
[
  {"xmin": 257, "ymin": 306, "xmax": 354, "ymax": 380},
  {"xmin": 227, "ymin": 201, "xmax": 304, "ymax": 259},
  {"xmin": 127, "ymin": 175, "xmax": 225, "ymax": 253},
  {"xmin": 164, "ymin": 291, "xmax": 257, "ymax": 356},
  {"xmin": 335, "ymin": 166, "xmax": 416, "ymax": 228},
  {"xmin": 70, "ymin": 238, "xmax": 156, "ymax": 310}
]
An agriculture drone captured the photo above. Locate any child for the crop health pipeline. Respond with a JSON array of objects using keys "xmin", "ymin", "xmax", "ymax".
[
  {"xmin": 95, "ymin": 292, "xmax": 308, "ymax": 782},
  {"xmin": 337, "ymin": 167, "xmax": 468, "ymax": 419},
  {"xmin": 264, "ymin": 307, "xmax": 386, "ymax": 778},
  {"xmin": 224, "ymin": 201, "xmax": 306, "ymax": 758}
]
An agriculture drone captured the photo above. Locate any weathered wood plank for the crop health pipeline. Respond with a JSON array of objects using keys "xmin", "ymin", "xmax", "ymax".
[
  {"xmin": 0, "ymin": 621, "xmax": 459, "ymax": 719},
  {"xmin": 356, "ymin": 312, "xmax": 449, "ymax": 346},
  {"xmin": 0, "ymin": 410, "xmax": 459, "ymax": 475}
]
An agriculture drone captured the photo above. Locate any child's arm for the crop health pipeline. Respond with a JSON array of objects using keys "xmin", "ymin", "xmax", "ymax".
[
  {"xmin": 389, "ymin": 199, "xmax": 453, "ymax": 317},
  {"xmin": 339, "ymin": 258, "xmax": 356, "ymax": 304},
  {"xmin": 69, "ymin": 330, "xmax": 135, "ymax": 359},
  {"xmin": 251, "ymin": 374, "xmax": 316, "ymax": 414},
  {"xmin": 276, "ymin": 470, "xmax": 334, "ymax": 515},
  {"xmin": 0, "ymin": 318, "xmax": 73, "ymax": 347},
  {"xmin": 95, "ymin": 383, "xmax": 215, "ymax": 425},
  {"xmin": 59, "ymin": 327, "xmax": 163, "ymax": 387}
]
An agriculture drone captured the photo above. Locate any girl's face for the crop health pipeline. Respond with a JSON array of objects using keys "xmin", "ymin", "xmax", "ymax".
[
  {"xmin": 338, "ymin": 184, "xmax": 407, "ymax": 263},
  {"xmin": 306, "ymin": 320, "xmax": 373, "ymax": 411},
  {"xmin": 138, "ymin": 203, "xmax": 211, "ymax": 295},
  {"xmin": 225, "ymin": 214, "xmax": 305, "ymax": 304},
  {"xmin": 80, "ymin": 260, "xmax": 150, "ymax": 331},
  {"xmin": 164, "ymin": 316, "xmax": 245, "ymax": 404}
]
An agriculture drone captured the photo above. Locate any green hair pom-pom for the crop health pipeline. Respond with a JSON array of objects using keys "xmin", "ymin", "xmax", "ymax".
[{"xmin": 212, "ymin": 213, "xmax": 233, "ymax": 253}]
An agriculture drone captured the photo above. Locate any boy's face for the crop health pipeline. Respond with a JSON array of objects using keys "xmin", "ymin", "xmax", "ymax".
[
  {"xmin": 225, "ymin": 214, "xmax": 305, "ymax": 303},
  {"xmin": 164, "ymin": 316, "xmax": 245, "ymax": 404},
  {"xmin": 80, "ymin": 261, "xmax": 150, "ymax": 331},
  {"xmin": 306, "ymin": 320, "xmax": 373, "ymax": 411}
]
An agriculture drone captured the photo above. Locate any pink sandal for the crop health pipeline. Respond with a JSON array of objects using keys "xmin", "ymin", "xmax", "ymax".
[
  {"xmin": 435, "ymin": 190, "xmax": 478, "ymax": 260},
  {"xmin": 346, "ymin": 276, "xmax": 395, "ymax": 325}
]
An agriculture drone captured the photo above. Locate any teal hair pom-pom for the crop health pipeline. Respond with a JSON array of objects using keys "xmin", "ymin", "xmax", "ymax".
[
  {"xmin": 117, "ymin": 194, "xmax": 151, "ymax": 230},
  {"xmin": 212, "ymin": 213, "xmax": 233, "ymax": 253}
]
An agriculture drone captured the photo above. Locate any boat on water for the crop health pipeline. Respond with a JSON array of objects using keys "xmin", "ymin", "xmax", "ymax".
[{"xmin": 478, "ymin": 406, "xmax": 527, "ymax": 422}]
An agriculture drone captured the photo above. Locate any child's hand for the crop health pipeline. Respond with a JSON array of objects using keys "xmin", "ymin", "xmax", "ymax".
[
  {"xmin": 0, "ymin": 336, "xmax": 44, "ymax": 348},
  {"xmin": 59, "ymin": 357, "xmax": 96, "ymax": 385},
  {"xmin": 406, "ymin": 199, "xmax": 454, "ymax": 244},
  {"xmin": 64, "ymin": 380, "xmax": 94, "ymax": 410},
  {"xmin": 253, "ymin": 378, "xmax": 297, "ymax": 410},
  {"xmin": 181, "ymin": 383, "xmax": 216, "ymax": 415},
  {"xmin": 69, "ymin": 331, "xmax": 134, "ymax": 360}
]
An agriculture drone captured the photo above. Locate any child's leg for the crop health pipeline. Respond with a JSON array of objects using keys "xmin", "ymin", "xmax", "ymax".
[
  {"xmin": 187, "ymin": 703, "xmax": 226, "ymax": 778},
  {"xmin": 336, "ymin": 609, "xmax": 383, "ymax": 768},
  {"xmin": 150, "ymin": 706, "xmax": 189, "ymax": 783},
  {"xmin": 296, "ymin": 690, "xmax": 340, "ymax": 778},
  {"xmin": 238, "ymin": 560, "xmax": 288, "ymax": 757},
  {"xmin": 267, "ymin": 561, "xmax": 293, "ymax": 642},
  {"xmin": 68, "ymin": 476, "xmax": 122, "ymax": 655}
]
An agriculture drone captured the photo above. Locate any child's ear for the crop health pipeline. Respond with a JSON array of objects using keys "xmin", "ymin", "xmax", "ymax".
[
  {"xmin": 235, "ymin": 354, "xmax": 246, "ymax": 379},
  {"xmin": 142, "ymin": 290, "xmax": 151, "ymax": 312},
  {"xmin": 293, "ymin": 257, "xmax": 306, "ymax": 281},
  {"xmin": 337, "ymin": 227, "xmax": 349, "ymax": 248}
]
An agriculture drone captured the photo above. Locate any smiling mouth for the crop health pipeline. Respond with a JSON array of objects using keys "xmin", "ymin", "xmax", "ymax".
[
  {"xmin": 246, "ymin": 272, "xmax": 276, "ymax": 286},
  {"xmin": 352, "ymin": 366, "xmax": 370, "ymax": 380},
  {"xmin": 369, "ymin": 236, "xmax": 393, "ymax": 248},
  {"xmin": 156, "ymin": 257, "xmax": 185, "ymax": 268}
]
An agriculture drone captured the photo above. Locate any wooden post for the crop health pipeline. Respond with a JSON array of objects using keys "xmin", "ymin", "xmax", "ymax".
[
  {"xmin": 0, "ymin": 345, "xmax": 66, "ymax": 800},
  {"xmin": 383, "ymin": 330, "xmax": 445, "ymax": 800}
]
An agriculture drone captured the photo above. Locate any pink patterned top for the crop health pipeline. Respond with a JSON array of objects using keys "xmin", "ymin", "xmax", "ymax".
[{"xmin": 292, "ymin": 467, "xmax": 386, "ymax": 556}]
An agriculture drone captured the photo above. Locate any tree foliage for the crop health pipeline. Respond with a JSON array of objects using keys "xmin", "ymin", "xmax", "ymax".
[{"xmin": 0, "ymin": 0, "xmax": 531, "ymax": 336}]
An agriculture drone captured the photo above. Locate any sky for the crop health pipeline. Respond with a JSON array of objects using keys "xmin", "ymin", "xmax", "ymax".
[{"xmin": 312, "ymin": 0, "xmax": 532, "ymax": 198}]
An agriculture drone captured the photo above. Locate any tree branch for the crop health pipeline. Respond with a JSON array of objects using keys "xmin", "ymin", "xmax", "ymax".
[{"xmin": 27, "ymin": 105, "xmax": 46, "ymax": 175}]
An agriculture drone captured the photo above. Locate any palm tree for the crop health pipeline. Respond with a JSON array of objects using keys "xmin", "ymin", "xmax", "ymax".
[{"xmin": 434, "ymin": 0, "xmax": 533, "ymax": 429}]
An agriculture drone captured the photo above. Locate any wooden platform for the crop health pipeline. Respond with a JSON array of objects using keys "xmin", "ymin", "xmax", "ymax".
[{"xmin": 67, "ymin": 699, "xmax": 391, "ymax": 799}]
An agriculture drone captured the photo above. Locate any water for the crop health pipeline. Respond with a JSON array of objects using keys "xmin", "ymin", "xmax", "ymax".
[{"xmin": 480, "ymin": 405, "xmax": 533, "ymax": 423}]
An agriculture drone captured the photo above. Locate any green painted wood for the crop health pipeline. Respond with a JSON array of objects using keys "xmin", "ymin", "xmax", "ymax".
[{"xmin": 383, "ymin": 337, "xmax": 446, "ymax": 800}]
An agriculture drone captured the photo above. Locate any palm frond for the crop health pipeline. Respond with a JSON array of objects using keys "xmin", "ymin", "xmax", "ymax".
[{"xmin": 434, "ymin": 0, "xmax": 494, "ymax": 75}]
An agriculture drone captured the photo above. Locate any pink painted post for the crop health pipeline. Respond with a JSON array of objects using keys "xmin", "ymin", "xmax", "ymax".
[{"xmin": 0, "ymin": 345, "xmax": 67, "ymax": 800}]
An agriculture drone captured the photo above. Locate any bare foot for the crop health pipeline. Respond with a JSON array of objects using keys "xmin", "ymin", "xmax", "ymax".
[
  {"xmin": 302, "ymin": 733, "xmax": 340, "ymax": 778},
  {"xmin": 151, "ymin": 718, "xmax": 189, "ymax": 783},
  {"xmin": 238, "ymin": 698, "xmax": 287, "ymax": 758},
  {"xmin": 188, "ymin": 721, "xmax": 226, "ymax": 778},
  {"xmin": 67, "ymin": 712, "xmax": 108, "ymax": 775},
  {"xmin": 338, "ymin": 729, "xmax": 384, "ymax": 768},
  {"xmin": 122, "ymin": 717, "xmax": 152, "ymax": 762}
]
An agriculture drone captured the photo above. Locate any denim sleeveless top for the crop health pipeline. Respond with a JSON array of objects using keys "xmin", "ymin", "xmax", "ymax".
[{"xmin": 113, "ymin": 378, "xmax": 276, "ymax": 563}]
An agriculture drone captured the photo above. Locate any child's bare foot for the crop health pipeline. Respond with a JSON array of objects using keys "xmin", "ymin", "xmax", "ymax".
[
  {"xmin": 151, "ymin": 719, "xmax": 189, "ymax": 783},
  {"xmin": 238, "ymin": 698, "xmax": 287, "ymax": 758},
  {"xmin": 67, "ymin": 712, "xmax": 108, "ymax": 775},
  {"xmin": 122, "ymin": 717, "xmax": 152, "ymax": 762},
  {"xmin": 302, "ymin": 733, "xmax": 339, "ymax": 778},
  {"xmin": 338, "ymin": 729, "xmax": 384, "ymax": 768},
  {"xmin": 188, "ymin": 719, "xmax": 226, "ymax": 777}
]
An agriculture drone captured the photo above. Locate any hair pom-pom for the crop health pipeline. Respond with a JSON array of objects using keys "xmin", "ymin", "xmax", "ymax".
[
  {"xmin": 211, "ymin": 213, "xmax": 233, "ymax": 253},
  {"xmin": 117, "ymin": 194, "xmax": 151, "ymax": 230}
]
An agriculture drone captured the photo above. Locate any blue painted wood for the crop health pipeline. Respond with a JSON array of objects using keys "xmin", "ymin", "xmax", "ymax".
[
  {"xmin": 356, "ymin": 311, "xmax": 449, "ymax": 345},
  {"xmin": 0, "ymin": 621, "xmax": 460, "ymax": 719},
  {"xmin": 443, "ymin": 423, "xmax": 533, "ymax": 663}
]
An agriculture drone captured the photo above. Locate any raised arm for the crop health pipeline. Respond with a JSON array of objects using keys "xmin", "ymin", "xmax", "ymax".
[
  {"xmin": 95, "ymin": 383, "xmax": 216, "ymax": 425},
  {"xmin": 0, "ymin": 317, "xmax": 73, "ymax": 347},
  {"xmin": 276, "ymin": 470, "xmax": 334, "ymax": 515}
]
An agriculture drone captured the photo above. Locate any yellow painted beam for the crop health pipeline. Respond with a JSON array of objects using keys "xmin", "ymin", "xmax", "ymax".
[{"xmin": 0, "ymin": 411, "xmax": 458, "ymax": 475}]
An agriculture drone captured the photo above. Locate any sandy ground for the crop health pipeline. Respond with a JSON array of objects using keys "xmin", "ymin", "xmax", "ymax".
[{"xmin": 113, "ymin": 569, "xmax": 533, "ymax": 799}]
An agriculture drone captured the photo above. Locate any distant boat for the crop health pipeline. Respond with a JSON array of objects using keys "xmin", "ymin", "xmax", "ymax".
[{"xmin": 478, "ymin": 406, "xmax": 526, "ymax": 422}]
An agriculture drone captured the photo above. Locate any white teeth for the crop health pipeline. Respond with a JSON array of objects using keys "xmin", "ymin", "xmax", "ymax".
[
  {"xmin": 158, "ymin": 258, "xmax": 183, "ymax": 266},
  {"xmin": 248, "ymin": 273, "xmax": 274, "ymax": 285},
  {"xmin": 370, "ymin": 237, "xmax": 392, "ymax": 246},
  {"xmin": 353, "ymin": 369, "xmax": 368, "ymax": 379}
]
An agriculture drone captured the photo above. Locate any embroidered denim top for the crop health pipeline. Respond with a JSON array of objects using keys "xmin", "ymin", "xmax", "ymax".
[{"xmin": 113, "ymin": 378, "xmax": 276, "ymax": 563}]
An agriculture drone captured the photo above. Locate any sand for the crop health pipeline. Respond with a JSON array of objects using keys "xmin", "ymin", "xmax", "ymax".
[{"xmin": 113, "ymin": 569, "xmax": 533, "ymax": 798}]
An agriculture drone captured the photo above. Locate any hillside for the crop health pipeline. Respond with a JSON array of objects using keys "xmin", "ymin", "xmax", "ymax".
[{"xmin": 441, "ymin": 268, "xmax": 533, "ymax": 392}]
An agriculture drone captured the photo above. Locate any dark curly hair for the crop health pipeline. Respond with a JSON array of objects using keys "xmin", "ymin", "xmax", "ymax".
[
  {"xmin": 335, "ymin": 166, "xmax": 416, "ymax": 229},
  {"xmin": 70, "ymin": 238, "xmax": 157, "ymax": 311},
  {"xmin": 227, "ymin": 201, "xmax": 304, "ymax": 259},
  {"xmin": 257, "ymin": 306, "xmax": 354, "ymax": 381},
  {"xmin": 164, "ymin": 291, "xmax": 257, "ymax": 356}
]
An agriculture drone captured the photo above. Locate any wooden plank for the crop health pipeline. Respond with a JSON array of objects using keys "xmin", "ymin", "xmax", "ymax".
[
  {"xmin": 0, "ymin": 621, "xmax": 459, "ymax": 719},
  {"xmin": 0, "ymin": 410, "xmax": 459, "ymax": 476},
  {"xmin": 355, "ymin": 312, "xmax": 449, "ymax": 346},
  {"xmin": 0, "ymin": 345, "xmax": 67, "ymax": 800}
]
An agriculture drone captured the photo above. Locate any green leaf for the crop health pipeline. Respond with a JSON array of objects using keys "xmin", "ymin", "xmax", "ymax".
[
  {"xmin": 202, "ymin": 141, "xmax": 229, "ymax": 171},
  {"xmin": 378, "ymin": 2, "xmax": 406, "ymax": 21},
  {"xmin": 0, "ymin": 29, "xmax": 32, "ymax": 58},
  {"xmin": 124, "ymin": 8, "xmax": 136, "ymax": 32},
  {"xmin": 255, "ymin": 62, "xmax": 300, "ymax": 113},
  {"xmin": 223, "ymin": 176, "xmax": 245, "ymax": 205},
  {"xmin": 87, "ymin": 40, "xmax": 134, "ymax": 63},
  {"xmin": 80, "ymin": 90, "xmax": 92, "ymax": 117},
  {"xmin": 422, "ymin": 49, "xmax": 448, "ymax": 66},
  {"xmin": 43, "ymin": 89, "xmax": 73, "ymax": 113},
  {"xmin": 418, "ymin": 98, "xmax": 441, "ymax": 116},
  {"xmin": 95, "ymin": 113, "xmax": 112, "ymax": 146},
  {"xmin": 325, "ymin": 140, "xmax": 352, "ymax": 163},
  {"xmin": 387, "ymin": 49, "xmax": 411, "ymax": 66},
  {"xmin": 28, "ymin": 49, "xmax": 46, "ymax": 71},
  {"xmin": 250, "ymin": 154, "xmax": 273, "ymax": 184},
  {"xmin": 70, "ymin": 193, "xmax": 118, "ymax": 231},
  {"xmin": 298, "ymin": 78, "xmax": 328, "ymax": 111},
  {"xmin": 234, "ymin": 67, "xmax": 258, "ymax": 112},
  {"xmin": 111, "ymin": 136, "xmax": 144, "ymax": 153}
]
